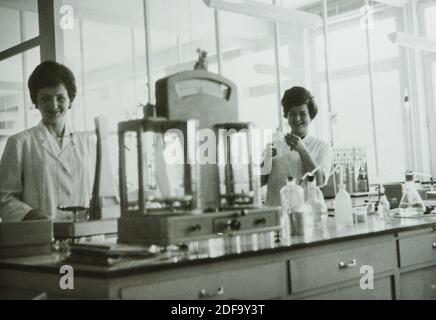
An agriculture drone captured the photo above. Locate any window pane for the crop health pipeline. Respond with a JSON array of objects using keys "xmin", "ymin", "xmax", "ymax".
[
  {"xmin": 61, "ymin": 0, "xmax": 145, "ymax": 131},
  {"xmin": 0, "ymin": 47, "xmax": 40, "ymax": 157},
  {"xmin": 429, "ymin": 61, "xmax": 436, "ymax": 175},
  {"xmin": 369, "ymin": 16, "xmax": 399, "ymax": 61},
  {"xmin": 330, "ymin": 74, "xmax": 378, "ymax": 180},
  {"xmin": 312, "ymin": 28, "xmax": 331, "ymax": 143},
  {"xmin": 328, "ymin": 23, "xmax": 367, "ymax": 70},
  {"xmin": 24, "ymin": 10, "xmax": 39, "ymax": 40},
  {"xmin": 373, "ymin": 70, "xmax": 406, "ymax": 182},
  {"xmin": 0, "ymin": 1, "xmax": 39, "ymax": 52},
  {"xmin": 221, "ymin": 12, "xmax": 279, "ymax": 130},
  {"xmin": 26, "ymin": 47, "xmax": 42, "ymax": 127},
  {"xmin": 370, "ymin": 11, "xmax": 407, "ymax": 182},
  {"xmin": 316, "ymin": 8, "xmax": 409, "ymax": 183},
  {"xmin": 149, "ymin": 0, "xmax": 217, "ymax": 79},
  {"xmin": 0, "ymin": 7, "xmax": 20, "ymax": 51},
  {"xmin": 424, "ymin": 5, "xmax": 436, "ymax": 40}
]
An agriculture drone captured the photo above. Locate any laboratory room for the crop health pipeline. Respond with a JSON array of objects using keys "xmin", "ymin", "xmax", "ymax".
[{"xmin": 1, "ymin": 0, "xmax": 436, "ymax": 302}]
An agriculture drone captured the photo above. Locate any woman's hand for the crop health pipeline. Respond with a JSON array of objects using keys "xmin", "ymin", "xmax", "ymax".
[
  {"xmin": 262, "ymin": 142, "xmax": 275, "ymax": 166},
  {"xmin": 261, "ymin": 143, "xmax": 275, "ymax": 184},
  {"xmin": 285, "ymin": 133, "xmax": 307, "ymax": 153}
]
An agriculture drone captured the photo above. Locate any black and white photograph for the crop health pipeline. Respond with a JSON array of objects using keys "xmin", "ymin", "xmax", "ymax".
[{"xmin": 1, "ymin": 0, "xmax": 436, "ymax": 304}]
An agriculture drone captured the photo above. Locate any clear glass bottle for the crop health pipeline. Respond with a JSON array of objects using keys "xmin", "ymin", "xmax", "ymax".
[
  {"xmin": 280, "ymin": 176, "xmax": 305, "ymax": 236},
  {"xmin": 334, "ymin": 166, "xmax": 354, "ymax": 228},
  {"xmin": 398, "ymin": 171, "xmax": 426, "ymax": 217},
  {"xmin": 272, "ymin": 129, "xmax": 284, "ymax": 158},
  {"xmin": 377, "ymin": 187, "xmax": 391, "ymax": 223},
  {"xmin": 306, "ymin": 175, "xmax": 328, "ymax": 228}
]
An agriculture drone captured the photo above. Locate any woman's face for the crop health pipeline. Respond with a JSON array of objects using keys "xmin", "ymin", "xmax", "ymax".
[
  {"xmin": 36, "ymin": 84, "xmax": 71, "ymax": 126},
  {"xmin": 287, "ymin": 104, "xmax": 311, "ymax": 137}
]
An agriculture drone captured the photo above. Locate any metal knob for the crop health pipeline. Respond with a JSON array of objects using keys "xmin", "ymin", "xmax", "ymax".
[
  {"xmin": 254, "ymin": 218, "xmax": 266, "ymax": 226},
  {"xmin": 199, "ymin": 286, "xmax": 224, "ymax": 299},
  {"xmin": 338, "ymin": 259, "xmax": 357, "ymax": 269},
  {"xmin": 227, "ymin": 219, "xmax": 241, "ymax": 231},
  {"xmin": 189, "ymin": 224, "xmax": 202, "ymax": 232}
]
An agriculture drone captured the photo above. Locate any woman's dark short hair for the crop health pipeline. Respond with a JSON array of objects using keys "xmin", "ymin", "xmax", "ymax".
[
  {"xmin": 28, "ymin": 61, "xmax": 77, "ymax": 106},
  {"xmin": 281, "ymin": 86, "xmax": 318, "ymax": 119}
]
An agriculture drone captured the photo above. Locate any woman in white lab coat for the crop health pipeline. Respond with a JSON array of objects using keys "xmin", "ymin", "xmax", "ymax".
[
  {"xmin": 261, "ymin": 86, "xmax": 332, "ymax": 206},
  {"xmin": 0, "ymin": 61, "xmax": 95, "ymax": 222}
]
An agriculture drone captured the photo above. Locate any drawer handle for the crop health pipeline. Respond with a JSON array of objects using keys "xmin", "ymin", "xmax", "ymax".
[
  {"xmin": 338, "ymin": 259, "xmax": 357, "ymax": 269},
  {"xmin": 189, "ymin": 224, "xmax": 202, "ymax": 232},
  {"xmin": 226, "ymin": 219, "xmax": 241, "ymax": 231},
  {"xmin": 199, "ymin": 286, "xmax": 224, "ymax": 299},
  {"xmin": 432, "ymin": 242, "xmax": 436, "ymax": 249},
  {"xmin": 254, "ymin": 218, "xmax": 266, "ymax": 226}
]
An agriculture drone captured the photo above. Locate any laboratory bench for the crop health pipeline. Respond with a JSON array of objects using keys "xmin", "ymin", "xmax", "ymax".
[{"xmin": 2, "ymin": 214, "xmax": 436, "ymax": 300}]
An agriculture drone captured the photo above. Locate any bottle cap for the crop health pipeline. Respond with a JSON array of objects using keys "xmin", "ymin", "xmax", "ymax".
[
  {"xmin": 307, "ymin": 175, "xmax": 315, "ymax": 182},
  {"xmin": 405, "ymin": 171, "xmax": 414, "ymax": 182},
  {"xmin": 287, "ymin": 176, "xmax": 294, "ymax": 182}
]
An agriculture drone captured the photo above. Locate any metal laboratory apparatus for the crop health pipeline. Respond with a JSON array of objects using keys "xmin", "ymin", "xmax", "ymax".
[
  {"xmin": 53, "ymin": 116, "xmax": 119, "ymax": 241},
  {"xmin": 117, "ymin": 70, "xmax": 281, "ymax": 246}
]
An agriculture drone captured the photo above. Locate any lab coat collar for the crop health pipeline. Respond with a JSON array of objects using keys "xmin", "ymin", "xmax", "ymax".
[
  {"xmin": 302, "ymin": 134, "xmax": 312, "ymax": 143},
  {"xmin": 35, "ymin": 121, "xmax": 76, "ymax": 175}
]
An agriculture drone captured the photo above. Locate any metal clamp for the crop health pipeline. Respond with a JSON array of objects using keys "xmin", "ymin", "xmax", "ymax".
[
  {"xmin": 338, "ymin": 259, "xmax": 357, "ymax": 269},
  {"xmin": 199, "ymin": 286, "xmax": 224, "ymax": 299}
]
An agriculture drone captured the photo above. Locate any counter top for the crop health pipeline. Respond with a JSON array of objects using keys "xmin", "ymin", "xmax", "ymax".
[{"xmin": 2, "ymin": 214, "xmax": 436, "ymax": 278}]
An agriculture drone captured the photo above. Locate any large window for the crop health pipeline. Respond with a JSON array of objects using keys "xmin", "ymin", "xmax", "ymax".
[
  {"xmin": 149, "ymin": 0, "xmax": 217, "ymax": 82},
  {"xmin": 370, "ymin": 12, "xmax": 407, "ymax": 183},
  {"xmin": 0, "ymin": 1, "xmax": 38, "ymax": 52},
  {"xmin": 421, "ymin": 0, "xmax": 436, "ymax": 177},
  {"xmin": 310, "ymin": 3, "xmax": 409, "ymax": 183},
  {"xmin": 221, "ymin": 11, "xmax": 279, "ymax": 131},
  {"xmin": 313, "ymin": 14, "xmax": 379, "ymax": 181},
  {"xmin": 0, "ymin": 0, "xmax": 39, "ymax": 156},
  {"xmin": 61, "ymin": 0, "xmax": 146, "ymax": 132}
]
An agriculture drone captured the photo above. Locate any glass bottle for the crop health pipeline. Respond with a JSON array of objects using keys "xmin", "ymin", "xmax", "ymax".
[
  {"xmin": 334, "ymin": 166, "xmax": 354, "ymax": 228},
  {"xmin": 398, "ymin": 171, "xmax": 426, "ymax": 217},
  {"xmin": 377, "ymin": 187, "xmax": 391, "ymax": 223},
  {"xmin": 306, "ymin": 175, "xmax": 328, "ymax": 228},
  {"xmin": 280, "ymin": 176, "xmax": 305, "ymax": 236}
]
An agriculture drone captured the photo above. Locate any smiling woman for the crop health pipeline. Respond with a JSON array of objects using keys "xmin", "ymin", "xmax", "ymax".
[
  {"xmin": 261, "ymin": 86, "xmax": 332, "ymax": 206},
  {"xmin": 0, "ymin": 61, "xmax": 95, "ymax": 222},
  {"xmin": 28, "ymin": 61, "xmax": 77, "ymax": 146}
]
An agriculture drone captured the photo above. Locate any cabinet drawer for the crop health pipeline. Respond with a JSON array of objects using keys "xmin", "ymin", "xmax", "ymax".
[
  {"xmin": 398, "ymin": 233, "xmax": 436, "ymax": 268},
  {"xmin": 249, "ymin": 212, "xmax": 280, "ymax": 230},
  {"xmin": 168, "ymin": 219, "xmax": 213, "ymax": 240},
  {"xmin": 400, "ymin": 265, "xmax": 436, "ymax": 299},
  {"xmin": 289, "ymin": 241, "xmax": 396, "ymax": 294},
  {"xmin": 213, "ymin": 212, "xmax": 280, "ymax": 234},
  {"xmin": 120, "ymin": 262, "xmax": 287, "ymax": 299},
  {"xmin": 304, "ymin": 277, "xmax": 393, "ymax": 300}
]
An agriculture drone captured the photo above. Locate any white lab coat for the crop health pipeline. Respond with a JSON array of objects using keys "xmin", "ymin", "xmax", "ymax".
[
  {"xmin": 265, "ymin": 135, "xmax": 332, "ymax": 206},
  {"xmin": 0, "ymin": 121, "xmax": 95, "ymax": 222}
]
